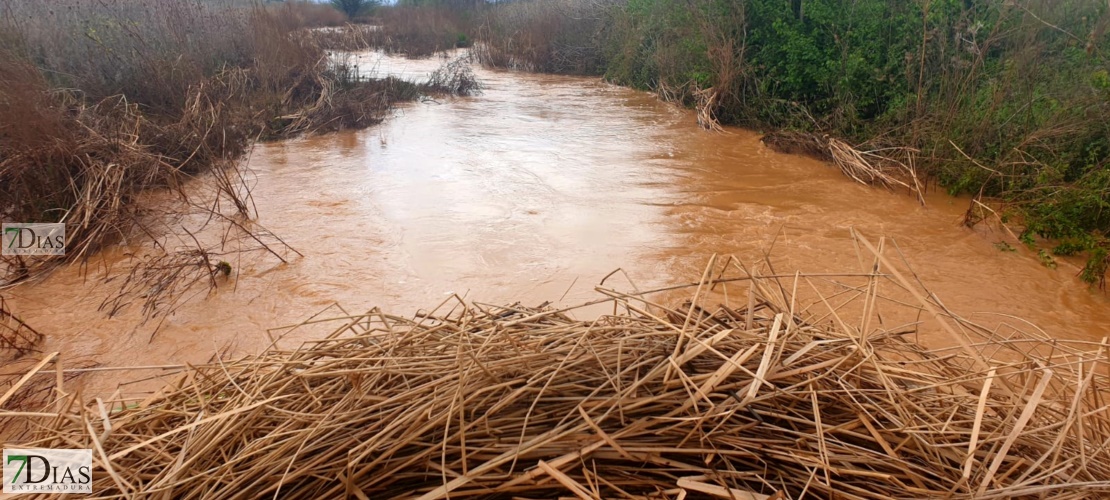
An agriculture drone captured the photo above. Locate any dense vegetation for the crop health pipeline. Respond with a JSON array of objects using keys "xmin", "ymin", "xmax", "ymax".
[
  {"xmin": 0, "ymin": 0, "xmax": 469, "ymax": 282},
  {"xmin": 469, "ymin": 0, "xmax": 1110, "ymax": 285}
]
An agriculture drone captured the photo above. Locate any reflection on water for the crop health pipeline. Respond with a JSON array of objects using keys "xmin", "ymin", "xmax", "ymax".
[{"xmin": 5, "ymin": 51, "xmax": 1108, "ymax": 397}]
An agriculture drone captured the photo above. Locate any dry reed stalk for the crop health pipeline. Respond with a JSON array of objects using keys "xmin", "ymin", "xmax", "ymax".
[
  {"xmin": 0, "ymin": 296, "xmax": 42, "ymax": 360},
  {"xmin": 7, "ymin": 242, "xmax": 1110, "ymax": 499},
  {"xmin": 827, "ymin": 138, "xmax": 912, "ymax": 191},
  {"xmin": 762, "ymin": 132, "xmax": 926, "ymax": 205},
  {"xmin": 695, "ymin": 86, "xmax": 724, "ymax": 132}
]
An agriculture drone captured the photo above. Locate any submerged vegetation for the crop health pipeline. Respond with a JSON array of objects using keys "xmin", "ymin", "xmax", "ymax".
[{"xmin": 461, "ymin": 0, "xmax": 1110, "ymax": 286}]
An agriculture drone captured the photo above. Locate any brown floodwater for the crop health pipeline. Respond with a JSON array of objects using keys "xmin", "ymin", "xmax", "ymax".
[{"xmin": 4, "ymin": 52, "xmax": 1109, "ymax": 398}]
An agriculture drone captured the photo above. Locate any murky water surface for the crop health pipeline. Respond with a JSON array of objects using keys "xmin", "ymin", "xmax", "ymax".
[{"xmin": 6, "ymin": 52, "xmax": 1108, "ymax": 397}]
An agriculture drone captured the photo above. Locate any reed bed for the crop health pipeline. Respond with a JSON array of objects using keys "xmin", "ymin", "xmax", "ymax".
[
  {"xmin": 472, "ymin": 0, "xmax": 611, "ymax": 74},
  {"xmin": 8, "ymin": 249, "xmax": 1110, "ymax": 499},
  {"xmin": 311, "ymin": 7, "xmax": 473, "ymax": 58}
]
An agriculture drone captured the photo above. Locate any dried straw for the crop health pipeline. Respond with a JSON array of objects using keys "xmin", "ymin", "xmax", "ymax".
[
  {"xmin": 7, "ymin": 246, "xmax": 1110, "ymax": 499},
  {"xmin": 762, "ymin": 132, "xmax": 926, "ymax": 206}
]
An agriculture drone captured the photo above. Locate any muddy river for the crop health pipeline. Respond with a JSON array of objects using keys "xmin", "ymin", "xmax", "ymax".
[{"xmin": 4, "ymin": 52, "xmax": 1108, "ymax": 397}]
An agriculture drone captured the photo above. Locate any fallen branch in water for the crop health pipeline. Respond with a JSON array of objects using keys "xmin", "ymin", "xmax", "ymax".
[
  {"xmin": 763, "ymin": 132, "xmax": 926, "ymax": 205},
  {"xmin": 97, "ymin": 217, "xmax": 299, "ymax": 341}
]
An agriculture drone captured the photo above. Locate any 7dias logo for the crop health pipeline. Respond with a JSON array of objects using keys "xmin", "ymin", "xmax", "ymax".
[
  {"xmin": 3, "ymin": 449, "xmax": 92, "ymax": 494},
  {"xmin": 2, "ymin": 223, "xmax": 65, "ymax": 256}
]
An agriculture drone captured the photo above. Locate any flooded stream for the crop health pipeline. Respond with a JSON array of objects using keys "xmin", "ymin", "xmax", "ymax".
[{"xmin": 5, "ymin": 52, "xmax": 1108, "ymax": 397}]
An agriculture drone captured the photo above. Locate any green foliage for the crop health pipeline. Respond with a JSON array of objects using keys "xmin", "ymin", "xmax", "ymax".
[
  {"xmin": 602, "ymin": 0, "xmax": 925, "ymax": 130},
  {"xmin": 1037, "ymin": 249, "xmax": 1058, "ymax": 269},
  {"xmin": 1053, "ymin": 238, "xmax": 1090, "ymax": 256},
  {"xmin": 1022, "ymin": 169, "xmax": 1110, "ymax": 241},
  {"xmin": 1020, "ymin": 231, "xmax": 1037, "ymax": 249},
  {"xmin": 1081, "ymin": 247, "xmax": 1108, "ymax": 287},
  {"xmin": 330, "ymin": 0, "xmax": 377, "ymax": 19}
]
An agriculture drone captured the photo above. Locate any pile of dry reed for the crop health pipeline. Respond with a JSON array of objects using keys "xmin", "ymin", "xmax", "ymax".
[
  {"xmin": 762, "ymin": 132, "xmax": 926, "ymax": 205},
  {"xmin": 8, "ymin": 248, "xmax": 1110, "ymax": 499}
]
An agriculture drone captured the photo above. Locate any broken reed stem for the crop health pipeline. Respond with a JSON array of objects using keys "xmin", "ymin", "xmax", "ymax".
[{"xmin": 0, "ymin": 297, "xmax": 43, "ymax": 359}]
